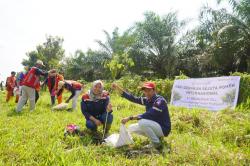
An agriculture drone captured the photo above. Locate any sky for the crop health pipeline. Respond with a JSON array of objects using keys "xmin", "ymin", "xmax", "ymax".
[{"xmin": 0, "ymin": 0, "xmax": 229, "ymax": 81}]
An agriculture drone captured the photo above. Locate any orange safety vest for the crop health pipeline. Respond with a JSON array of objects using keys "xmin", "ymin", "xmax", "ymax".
[
  {"xmin": 6, "ymin": 76, "xmax": 16, "ymax": 91},
  {"xmin": 56, "ymin": 74, "xmax": 64, "ymax": 90},
  {"xmin": 47, "ymin": 74, "xmax": 64, "ymax": 91},
  {"xmin": 23, "ymin": 67, "xmax": 40, "ymax": 89},
  {"xmin": 66, "ymin": 80, "xmax": 82, "ymax": 90}
]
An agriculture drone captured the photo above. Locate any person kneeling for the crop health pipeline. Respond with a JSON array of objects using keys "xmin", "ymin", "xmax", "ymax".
[{"xmin": 81, "ymin": 80, "xmax": 112, "ymax": 138}]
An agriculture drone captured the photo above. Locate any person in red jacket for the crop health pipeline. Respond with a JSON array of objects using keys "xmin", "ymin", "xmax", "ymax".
[
  {"xmin": 57, "ymin": 80, "xmax": 84, "ymax": 111},
  {"xmin": 16, "ymin": 60, "xmax": 48, "ymax": 112},
  {"xmin": 6, "ymin": 71, "xmax": 18, "ymax": 102},
  {"xmin": 44, "ymin": 69, "xmax": 64, "ymax": 105}
]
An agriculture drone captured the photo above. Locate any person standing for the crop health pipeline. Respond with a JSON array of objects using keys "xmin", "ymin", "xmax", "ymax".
[
  {"xmin": 5, "ymin": 71, "xmax": 18, "ymax": 102},
  {"xmin": 44, "ymin": 69, "xmax": 64, "ymax": 105},
  {"xmin": 57, "ymin": 71, "xmax": 64, "ymax": 104},
  {"xmin": 16, "ymin": 66, "xmax": 29, "ymax": 101},
  {"xmin": 16, "ymin": 60, "xmax": 48, "ymax": 112}
]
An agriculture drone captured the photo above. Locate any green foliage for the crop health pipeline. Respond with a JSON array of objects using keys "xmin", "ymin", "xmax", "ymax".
[
  {"xmin": 96, "ymin": 28, "xmax": 136, "ymax": 80},
  {"xmin": 236, "ymin": 98, "xmax": 250, "ymax": 113},
  {"xmin": 105, "ymin": 75, "xmax": 175, "ymax": 102},
  {"xmin": 95, "ymin": 28, "xmax": 136, "ymax": 57},
  {"xmin": 59, "ymin": 1, "xmax": 250, "ymax": 80},
  {"xmin": 0, "ymin": 90, "xmax": 249, "ymax": 165},
  {"xmin": 231, "ymin": 72, "xmax": 250, "ymax": 106},
  {"xmin": 176, "ymin": 31, "xmax": 202, "ymax": 77},
  {"xmin": 154, "ymin": 79, "xmax": 174, "ymax": 102},
  {"xmin": 105, "ymin": 72, "xmax": 249, "ymax": 106},
  {"xmin": 26, "ymin": 0, "xmax": 249, "ymax": 82},
  {"xmin": 105, "ymin": 75, "xmax": 143, "ymax": 95},
  {"xmin": 195, "ymin": 0, "xmax": 250, "ymax": 75},
  {"xmin": 174, "ymin": 71, "xmax": 189, "ymax": 80},
  {"xmin": 105, "ymin": 53, "xmax": 134, "ymax": 79},
  {"xmin": 63, "ymin": 49, "xmax": 110, "ymax": 81},
  {"xmin": 133, "ymin": 11, "xmax": 183, "ymax": 78},
  {"xmin": 22, "ymin": 35, "xmax": 65, "ymax": 70}
]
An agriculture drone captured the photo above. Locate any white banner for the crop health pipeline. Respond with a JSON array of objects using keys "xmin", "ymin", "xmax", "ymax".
[{"xmin": 170, "ymin": 76, "xmax": 240, "ymax": 111}]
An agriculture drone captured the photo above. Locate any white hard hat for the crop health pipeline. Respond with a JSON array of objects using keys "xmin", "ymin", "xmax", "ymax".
[{"xmin": 36, "ymin": 60, "xmax": 45, "ymax": 66}]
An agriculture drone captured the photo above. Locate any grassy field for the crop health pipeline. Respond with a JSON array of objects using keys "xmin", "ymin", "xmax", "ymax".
[{"xmin": 0, "ymin": 90, "xmax": 249, "ymax": 166}]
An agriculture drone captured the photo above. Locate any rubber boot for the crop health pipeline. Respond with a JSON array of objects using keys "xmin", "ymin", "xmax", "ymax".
[{"xmin": 103, "ymin": 124, "xmax": 111, "ymax": 138}]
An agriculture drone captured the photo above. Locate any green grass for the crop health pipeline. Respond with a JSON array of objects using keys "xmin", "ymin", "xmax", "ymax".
[{"xmin": 0, "ymin": 90, "xmax": 249, "ymax": 165}]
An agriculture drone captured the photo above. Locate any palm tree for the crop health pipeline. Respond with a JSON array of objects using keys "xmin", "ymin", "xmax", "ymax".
[
  {"xmin": 95, "ymin": 27, "xmax": 135, "ymax": 58},
  {"xmin": 95, "ymin": 28, "xmax": 136, "ymax": 79},
  {"xmin": 134, "ymin": 11, "xmax": 185, "ymax": 78},
  {"xmin": 198, "ymin": 0, "xmax": 250, "ymax": 74}
]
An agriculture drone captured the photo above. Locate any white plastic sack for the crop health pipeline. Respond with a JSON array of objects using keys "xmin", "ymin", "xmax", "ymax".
[
  {"xmin": 52, "ymin": 103, "xmax": 69, "ymax": 111},
  {"xmin": 104, "ymin": 124, "xmax": 134, "ymax": 147}
]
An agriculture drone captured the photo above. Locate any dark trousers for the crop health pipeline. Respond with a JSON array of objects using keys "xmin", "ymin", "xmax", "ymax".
[
  {"xmin": 35, "ymin": 90, "xmax": 39, "ymax": 103},
  {"xmin": 86, "ymin": 112, "xmax": 113, "ymax": 131},
  {"xmin": 51, "ymin": 96, "xmax": 55, "ymax": 105}
]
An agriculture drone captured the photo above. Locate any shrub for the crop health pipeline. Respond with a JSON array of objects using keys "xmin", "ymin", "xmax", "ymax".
[
  {"xmin": 230, "ymin": 72, "xmax": 250, "ymax": 103},
  {"xmin": 102, "ymin": 72, "xmax": 250, "ymax": 106}
]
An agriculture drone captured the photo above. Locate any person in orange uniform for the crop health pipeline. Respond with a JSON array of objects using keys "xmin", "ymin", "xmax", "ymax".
[
  {"xmin": 44, "ymin": 69, "xmax": 64, "ymax": 105},
  {"xmin": 57, "ymin": 71, "xmax": 64, "ymax": 104},
  {"xmin": 6, "ymin": 71, "xmax": 18, "ymax": 102}
]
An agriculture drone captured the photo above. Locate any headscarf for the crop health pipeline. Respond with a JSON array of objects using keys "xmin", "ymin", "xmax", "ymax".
[{"xmin": 88, "ymin": 80, "xmax": 104, "ymax": 101}]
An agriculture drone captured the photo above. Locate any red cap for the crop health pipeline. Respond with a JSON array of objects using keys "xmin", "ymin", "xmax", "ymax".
[{"xmin": 141, "ymin": 81, "xmax": 156, "ymax": 90}]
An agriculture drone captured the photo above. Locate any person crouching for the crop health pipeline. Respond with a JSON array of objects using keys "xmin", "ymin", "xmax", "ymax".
[
  {"xmin": 112, "ymin": 82, "xmax": 171, "ymax": 151},
  {"xmin": 81, "ymin": 80, "xmax": 112, "ymax": 138}
]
